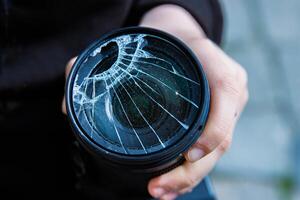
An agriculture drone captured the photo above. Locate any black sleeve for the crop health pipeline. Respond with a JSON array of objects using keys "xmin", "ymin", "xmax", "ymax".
[{"xmin": 125, "ymin": 0, "xmax": 224, "ymax": 45}]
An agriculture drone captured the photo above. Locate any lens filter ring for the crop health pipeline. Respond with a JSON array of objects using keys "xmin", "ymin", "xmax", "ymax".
[{"xmin": 66, "ymin": 27, "xmax": 210, "ymax": 172}]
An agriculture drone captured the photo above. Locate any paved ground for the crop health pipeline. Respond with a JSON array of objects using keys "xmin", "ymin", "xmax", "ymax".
[{"xmin": 211, "ymin": 0, "xmax": 300, "ymax": 199}]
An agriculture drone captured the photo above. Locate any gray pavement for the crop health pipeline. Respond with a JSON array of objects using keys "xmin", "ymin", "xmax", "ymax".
[{"xmin": 211, "ymin": 0, "xmax": 300, "ymax": 199}]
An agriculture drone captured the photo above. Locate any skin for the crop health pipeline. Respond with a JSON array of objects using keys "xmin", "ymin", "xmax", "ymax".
[{"xmin": 62, "ymin": 4, "xmax": 249, "ymax": 200}]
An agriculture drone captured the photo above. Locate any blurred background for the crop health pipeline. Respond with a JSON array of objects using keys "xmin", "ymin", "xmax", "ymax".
[{"xmin": 211, "ymin": 0, "xmax": 300, "ymax": 199}]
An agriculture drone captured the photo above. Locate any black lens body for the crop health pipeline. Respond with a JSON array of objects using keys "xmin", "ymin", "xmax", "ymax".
[{"xmin": 66, "ymin": 27, "xmax": 209, "ymax": 186}]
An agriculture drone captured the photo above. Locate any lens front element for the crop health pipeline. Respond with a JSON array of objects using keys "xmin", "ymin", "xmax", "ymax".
[{"xmin": 67, "ymin": 28, "xmax": 208, "ymax": 160}]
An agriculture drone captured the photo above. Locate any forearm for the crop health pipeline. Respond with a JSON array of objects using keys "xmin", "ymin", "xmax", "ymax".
[{"xmin": 139, "ymin": 4, "xmax": 206, "ymax": 45}]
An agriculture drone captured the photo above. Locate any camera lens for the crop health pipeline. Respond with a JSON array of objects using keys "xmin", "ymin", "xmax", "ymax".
[{"xmin": 66, "ymin": 27, "xmax": 210, "ymax": 172}]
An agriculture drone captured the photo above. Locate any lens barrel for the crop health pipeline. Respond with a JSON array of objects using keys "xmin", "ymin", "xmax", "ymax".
[{"xmin": 66, "ymin": 27, "xmax": 210, "ymax": 174}]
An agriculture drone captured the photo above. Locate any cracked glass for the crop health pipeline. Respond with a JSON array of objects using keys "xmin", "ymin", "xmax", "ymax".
[{"xmin": 71, "ymin": 32, "xmax": 202, "ymax": 155}]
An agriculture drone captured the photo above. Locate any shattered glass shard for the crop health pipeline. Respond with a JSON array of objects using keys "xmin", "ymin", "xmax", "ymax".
[{"xmin": 72, "ymin": 33, "xmax": 201, "ymax": 155}]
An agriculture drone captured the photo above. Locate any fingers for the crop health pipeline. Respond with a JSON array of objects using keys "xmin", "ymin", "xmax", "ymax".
[
  {"xmin": 149, "ymin": 133, "xmax": 232, "ymax": 199},
  {"xmin": 65, "ymin": 57, "xmax": 77, "ymax": 78},
  {"xmin": 62, "ymin": 97, "xmax": 67, "ymax": 114},
  {"xmin": 184, "ymin": 86, "xmax": 239, "ymax": 161},
  {"xmin": 61, "ymin": 57, "xmax": 77, "ymax": 114},
  {"xmin": 183, "ymin": 38, "xmax": 248, "ymax": 162}
]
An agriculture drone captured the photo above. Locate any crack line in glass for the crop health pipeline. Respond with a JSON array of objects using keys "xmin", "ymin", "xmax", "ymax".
[
  {"xmin": 111, "ymin": 69, "xmax": 165, "ymax": 148},
  {"xmin": 103, "ymin": 78, "xmax": 128, "ymax": 154},
  {"xmin": 108, "ymin": 75, "xmax": 147, "ymax": 153}
]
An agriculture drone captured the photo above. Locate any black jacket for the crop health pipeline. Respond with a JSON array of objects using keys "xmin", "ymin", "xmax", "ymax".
[{"xmin": 0, "ymin": 0, "xmax": 223, "ymax": 199}]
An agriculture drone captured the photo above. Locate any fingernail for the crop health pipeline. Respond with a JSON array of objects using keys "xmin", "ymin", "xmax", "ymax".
[
  {"xmin": 188, "ymin": 148, "xmax": 204, "ymax": 162},
  {"xmin": 153, "ymin": 187, "xmax": 165, "ymax": 198},
  {"xmin": 161, "ymin": 192, "xmax": 178, "ymax": 200}
]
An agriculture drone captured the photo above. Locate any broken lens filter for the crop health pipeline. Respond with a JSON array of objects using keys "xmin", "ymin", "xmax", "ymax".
[{"xmin": 66, "ymin": 27, "xmax": 210, "ymax": 173}]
